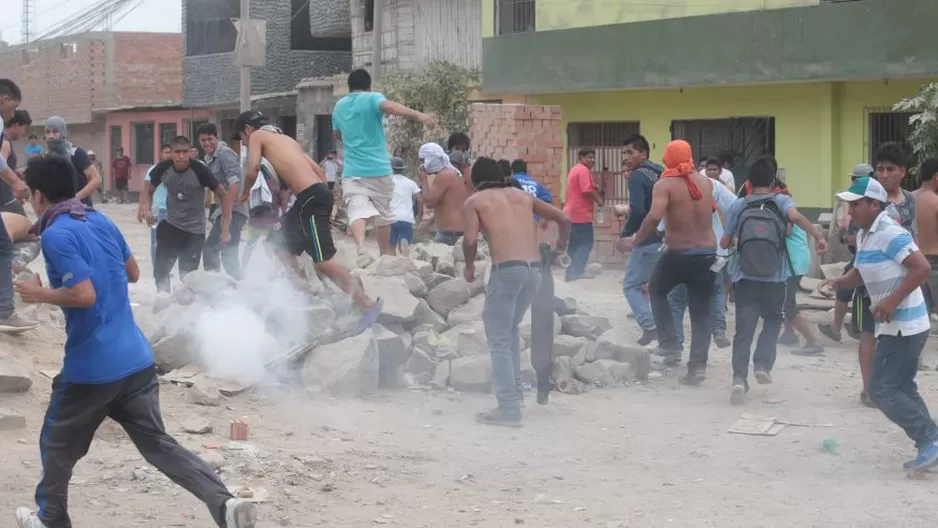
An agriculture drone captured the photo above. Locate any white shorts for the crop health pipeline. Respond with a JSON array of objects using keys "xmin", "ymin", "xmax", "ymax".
[{"xmin": 342, "ymin": 176, "xmax": 395, "ymax": 227}]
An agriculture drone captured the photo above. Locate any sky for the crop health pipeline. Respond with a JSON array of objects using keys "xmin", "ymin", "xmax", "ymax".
[{"xmin": 2, "ymin": 0, "xmax": 181, "ymax": 45}]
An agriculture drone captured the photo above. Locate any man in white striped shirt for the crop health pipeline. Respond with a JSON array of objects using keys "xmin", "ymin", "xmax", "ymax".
[{"xmin": 825, "ymin": 176, "xmax": 936, "ymax": 471}]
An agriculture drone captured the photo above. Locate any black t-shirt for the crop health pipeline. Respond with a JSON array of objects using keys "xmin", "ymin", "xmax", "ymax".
[{"xmin": 70, "ymin": 146, "xmax": 93, "ymax": 206}]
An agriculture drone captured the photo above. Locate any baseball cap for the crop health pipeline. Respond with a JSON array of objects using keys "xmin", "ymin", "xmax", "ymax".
[
  {"xmin": 836, "ymin": 176, "xmax": 887, "ymax": 202},
  {"xmin": 235, "ymin": 110, "xmax": 266, "ymax": 131},
  {"xmin": 848, "ymin": 163, "xmax": 874, "ymax": 180},
  {"xmin": 390, "ymin": 156, "xmax": 406, "ymax": 174}
]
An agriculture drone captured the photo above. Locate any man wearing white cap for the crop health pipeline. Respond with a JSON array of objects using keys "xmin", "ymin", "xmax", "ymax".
[{"xmin": 823, "ymin": 175, "xmax": 936, "ymax": 471}]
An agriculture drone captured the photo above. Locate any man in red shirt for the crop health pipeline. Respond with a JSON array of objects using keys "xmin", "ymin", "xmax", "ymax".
[
  {"xmin": 112, "ymin": 147, "xmax": 132, "ymax": 204},
  {"xmin": 563, "ymin": 148, "xmax": 602, "ymax": 281}
]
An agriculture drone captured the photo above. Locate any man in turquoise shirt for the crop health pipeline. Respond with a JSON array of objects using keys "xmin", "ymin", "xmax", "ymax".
[
  {"xmin": 144, "ymin": 144, "xmax": 172, "ymax": 263},
  {"xmin": 332, "ymin": 68, "xmax": 433, "ymax": 256}
]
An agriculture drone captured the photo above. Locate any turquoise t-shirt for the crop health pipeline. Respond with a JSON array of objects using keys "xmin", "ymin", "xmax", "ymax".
[
  {"xmin": 786, "ymin": 224, "xmax": 811, "ymax": 277},
  {"xmin": 332, "ymin": 91, "xmax": 392, "ymax": 178}
]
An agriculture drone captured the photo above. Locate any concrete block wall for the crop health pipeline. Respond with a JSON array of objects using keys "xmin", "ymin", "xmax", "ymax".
[
  {"xmin": 467, "ymin": 103, "xmax": 626, "ymax": 265},
  {"xmin": 182, "ymin": 0, "xmax": 351, "ymax": 107}
]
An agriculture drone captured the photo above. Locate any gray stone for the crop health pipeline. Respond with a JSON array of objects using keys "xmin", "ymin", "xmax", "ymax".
[
  {"xmin": 200, "ymin": 450, "xmax": 226, "ymax": 471},
  {"xmin": 152, "ymin": 292, "xmax": 174, "ymax": 314},
  {"xmin": 449, "ymin": 355, "xmax": 492, "ymax": 392},
  {"xmin": 186, "ymin": 383, "xmax": 222, "ymax": 407},
  {"xmin": 553, "ymin": 296, "xmax": 578, "ymax": 315},
  {"xmin": 594, "ymin": 328, "xmax": 651, "ymax": 381},
  {"xmin": 404, "ymin": 348, "xmax": 437, "ymax": 377},
  {"xmin": 360, "ymin": 276, "xmax": 419, "ymax": 324},
  {"xmin": 447, "ymin": 296, "xmax": 484, "ymax": 327},
  {"xmin": 403, "ymin": 273, "xmax": 429, "ymax": 298},
  {"xmin": 412, "ymin": 300, "xmax": 449, "ymax": 334},
  {"xmin": 435, "ymin": 254, "xmax": 457, "ymax": 277},
  {"xmin": 374, "ymin": 325, "xmax": 410, "ymax": 370},
  {"xmin": 413, "ymin": 330, "xmax": 456, "ymax": 360},
  {"xmin": 0, "ymin": 355, "xmax": 32, "ymax": 393},
  {"xmin": 412, "ymin": 260, "xmax": 434, "ymax": 279},
  {"xmin": 572, "ymin": 344, "xmax": 589, "ymax": 367},
  {"xmin": 468, "ymin": 262, "xmax": 489, "ymax": 298},
  {"xmin": 172, "ymin": 286, "xmax": 196, "ymax": 306},
  {"xmin": 304, "ymin": 300, "xmax": 338, "ymax": 340},
  {"xmin": 442, "ymin": 321, "xmax": 488, "ymax": 357},
  {"xmin": 371, "ymin": 255, "xmax": 417, "ymax": 277},
  {"xmin": 425, "ymin": 273, "xmax": 452, "ymax": 290},
  {"xmin": 561, "ymin": 314, "xmax": 613, "ymax": 340},
  {"xmin": 181, "ymin": 419, "xmax": 213, "ymax": 434},
  {"xmin": 413, "ymin": 242, "xmax": 452, "ymax": 264},
  {"xmin": 182, "ymin": 270, "xmax": 235, "ymax": 298},
  {"xmin": 426, "ymin": 279, "xmax": 472, "ymax": 317},
  {"xmin": 552, "ymin": 356, "xmax": 585, "ymax": 394},
  {"xmin": 553, "ymin": 335, "xmax": 589, "ymax": 358},
  {"xmin": 0, "ymin": 408, "xmax": 26, "ymax": 431},
  {"xmin": 575, "ymin": 359, "xmax": 627, "ymax": 386},
  {"xmin": 152, "ymin": 333, "xmax": 193, "ymax": 372},
  {"xmin": 356, "ymin": 253, "xmax": 376, "ymax": 269},
  {"xmin": 302, "ymin": 331, "xmax": 380, "ymax": 397},
  {"xmin": 429, "ymin": 360, "xmax": 451, "ymax": 389},
  {"xmin": 587, "ymin": 262, "xmax": 604, "ymax": 276},
  {"xmin": 379, "ymin": 365, "xmax": 407, "ymax": 389}
]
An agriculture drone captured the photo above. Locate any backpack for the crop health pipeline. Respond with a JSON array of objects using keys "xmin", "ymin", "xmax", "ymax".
[{"xmin": 736, "ymin": 194, "xmax": 791, "ymax": 279}]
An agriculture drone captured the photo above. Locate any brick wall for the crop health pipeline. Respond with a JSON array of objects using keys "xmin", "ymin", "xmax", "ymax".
[
  {"xmin": 112, "ymin": 33, "xmax": 183, "ymax": 107},
  {"xmin": 467, "ymin": 102, "xmax": 626, "ymax": 266}
]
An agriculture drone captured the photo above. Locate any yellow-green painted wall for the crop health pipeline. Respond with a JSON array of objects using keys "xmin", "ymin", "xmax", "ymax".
[
  {"xmin": 482, "ymin": 0, "xmax": 819, "ymax": 35},
  {"xmin": 535, "ymin": 79, "xmax": 932, "ymax": 209}
]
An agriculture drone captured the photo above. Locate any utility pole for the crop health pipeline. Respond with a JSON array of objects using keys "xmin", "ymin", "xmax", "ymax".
[
  {"xmin": 371, "ymin": 0, "xmax": 383, "ymax": 79},
  {"xmin": 239, "ymin": 0, "xmax": 251, "ymax": 112}
]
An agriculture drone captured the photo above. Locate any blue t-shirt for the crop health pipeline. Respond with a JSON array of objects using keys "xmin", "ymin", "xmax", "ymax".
[
  {"xmin": 42, "ymin": 211, "xmax": 154, "ymax": 384},
  {"xmin": 513, "ymin": 172, "xmax": 552, "ymax": 221},
  {"xmin": 332, "ymin": 91, "xmax": 392, "ymax": 178},
  {"xmin": 144, "ymin": 165, "xmax": 167, "ymax": 213},
  {"xmin": 724, "ymin": 193, "xmax": 796, "ymax": 283},
  {"xmin": 786, "ymin": 225, "xmax": 811, "ymax": 277},
  {"xmin": 25, "ymin": 144, "xmax": 43, "ymax": 157}
]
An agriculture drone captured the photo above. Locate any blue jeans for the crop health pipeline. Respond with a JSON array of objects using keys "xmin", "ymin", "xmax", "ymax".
[
  {"xmin": 482, "ymin": 264, "xmax": 541, "ymax": 412},
  {"xmin": 565, "ymin": 223, "xmax": 594, "ymax": 281},
  {"xmin": 869, "ymin": 331, "xmax": 938, "ymax": 448},
  {"xmin": 149, "ymin": 209, "xmax": 166, "ymax": 265},
  {"xmin": 623, "ymin": 242, "xmax": 662, "ymax": 331},
  {"xmin": 668, "ymin": 270, "xmax": 728, "ymax": 349},
  {"xmin": 0, "ymin": 211, "xmax": 13, "ymax": 319}
]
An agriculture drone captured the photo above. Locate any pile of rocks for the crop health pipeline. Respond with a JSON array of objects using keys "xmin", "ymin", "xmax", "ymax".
[{"xmin": 148, "ymin": 239, "xmax": 647, "ymax": 399}]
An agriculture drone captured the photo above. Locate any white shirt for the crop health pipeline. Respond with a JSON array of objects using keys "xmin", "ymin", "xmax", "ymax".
[
  {"xmin": 719, "ymin": 168, "xmax": 735, "ymax": 193},
  {"xmin": 322, "ymin": 159, "xmax": 342, "ymax": 183},
  {"xmin": 854, "ymin": 211, "xmax": 930, "ymax": 337},
  {"xmin": 390, "ymin": 174, "xmax": 420, "ymax": 224}
]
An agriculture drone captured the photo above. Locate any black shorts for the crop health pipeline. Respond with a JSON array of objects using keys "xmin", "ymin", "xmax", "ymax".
[
  {"xmin": 115, "ymin": 178, "xmax": 129, "ymax": 191},
  {"xmin": 851, "ymin": 287, "xmax": 875, "ymax": 334},
  {"xmin": 783, "ymin": 275, "xmax": 800, "ymax": 323},
  {"xmin": 835, "ymin": 260, "xmax": 855, "ymax": 303},
  {"xmin": 277, "ymin": 183, "xmax": 336, "ymax": 263},
  {"xmin": 327, "ymin": 181, "xmax": 335, "ymax": 191}
]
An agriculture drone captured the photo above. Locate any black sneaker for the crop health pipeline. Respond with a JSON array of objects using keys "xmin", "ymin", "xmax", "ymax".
[
  {"xmin": 730, "ymin": 378, "xmax": 748, "ymax": 405},
  {"xmin": 536, "ymin": 390, "xmax": 550, "ymax": 405},
  {"xmin": 860, "ymin": 391, "xmax": 876, "ymax": 408},
  {"xmin": 637, "ymin": 329, "xmax": 658, "ymax": 346},
  {"xmin": 844, "ymin": 322, "xmax": 861, "ymax": 341},
  {"xmin": 777, "ymin": 331, "xmax": 800, "ymax": 347},
  {"xmin": 816, "ymin": 323, "xmax": 842, "ymax": 343},
  {"xmin": 476, "ymin": 408, "xmax": 523, "ymax": 428},
  {"xmin": 679, "ymin": 369, "xmax": 706, "ymax": 386},
  {"xmin": 713, "ymin": 333, "xmax": 731, "ymax": 349}
]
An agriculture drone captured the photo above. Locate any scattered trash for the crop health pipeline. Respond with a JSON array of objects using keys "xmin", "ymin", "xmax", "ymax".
[
  {"xmin": 728, "ymin": 414, "xmax": 834, "ymax": 437},
  {"xmin": 820, "ymin": 438, "xmax": 839, "ymax": 455}
]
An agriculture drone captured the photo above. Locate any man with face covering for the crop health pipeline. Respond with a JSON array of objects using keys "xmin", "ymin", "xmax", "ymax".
[
  {"xmin": 417, "ymin": 142, "xmax": 469, "ymax": 246},
  {"xmin": 44, "ymin": 116, "xmax": 101, "ymax": 206}
]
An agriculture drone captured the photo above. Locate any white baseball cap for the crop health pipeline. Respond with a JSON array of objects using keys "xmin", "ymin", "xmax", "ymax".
[{"xmin": 836, "ymin": 176, "xmax": 887, "ymax": 202}]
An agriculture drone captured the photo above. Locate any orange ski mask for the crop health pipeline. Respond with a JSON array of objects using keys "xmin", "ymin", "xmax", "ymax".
[{"xmin": 661, "ymin": 140, "xmax": 703, "ymax": 200}]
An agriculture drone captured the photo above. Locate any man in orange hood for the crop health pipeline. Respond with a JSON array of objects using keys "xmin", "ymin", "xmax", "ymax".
[{"xmin": 625, "ymin": 140, "xmax": 718, "ymax": 385}]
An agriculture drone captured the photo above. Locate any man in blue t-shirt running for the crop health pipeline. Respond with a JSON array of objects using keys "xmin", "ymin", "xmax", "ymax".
[
  {"xmin": 12, "ymin": 155, "xmax": 257, "ymax": 528},
  {"xmin": 511, "ymin": 159, "xmax": 553, "ymax": 223}
]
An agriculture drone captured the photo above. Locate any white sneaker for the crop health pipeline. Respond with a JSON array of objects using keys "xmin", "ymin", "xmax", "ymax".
[
  {"xmin": 224, "ymin": 498, "xmax": 257, "ymax": 528},
  {"xmin": 14, "ymin": 508, "xmax": 47, "ymax": 528}
]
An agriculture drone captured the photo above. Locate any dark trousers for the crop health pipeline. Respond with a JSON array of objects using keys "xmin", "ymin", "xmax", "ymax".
[
  {"xmin": 0, "ymin": 210, "xmax": 12, "ymax": 319},
  {"xmin": 565, "ymin": 222, "xmax": 594, "ymax": 281},
  {"xmin": 732, "ymin": 279, "xmax": 786, "ymax": 385},
  {"xmin": 154, "ymin": 222, "xmax": 205, "ymax": 293},
  {"xmin": 36, "ymin": 367, "xmax": 233, "ymax": 528},
  {"xmin": 869, "ymin": 331, "xmax": 938, "ymax": 448},
  {"xmin": 649, "ymin": 250, "xmax": 715, "ymax": 370},
  {"xmin": 203, "ymin": 213, "xmax": 247, "ymax": 280}
]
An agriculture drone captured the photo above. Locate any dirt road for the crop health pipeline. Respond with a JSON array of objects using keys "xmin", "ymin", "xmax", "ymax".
[{"xmin": 2, "ymin": 203, "xmax": 937, "ymax": 527}]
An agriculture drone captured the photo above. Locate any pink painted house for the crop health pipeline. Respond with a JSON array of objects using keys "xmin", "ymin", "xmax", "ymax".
[{"xmin": 101, "ymin": 105, "xmax": 214, "ymax": 193}]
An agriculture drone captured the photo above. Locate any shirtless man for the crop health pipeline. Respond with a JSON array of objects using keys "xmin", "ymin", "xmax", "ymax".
[
  {"xmin": 623, "ymin": 140, "xmax": 716, "ymax": 385},
  {"xmin": 235, "ymin": 110, "xmax": 382, "ymax": 332},
  {"xmin": 462, "ymin": 157, "xmax": 570, "ymax": 428},
  {"xmin": 418, "ymin": 142, "xmax": 469, "ymax": 246},
  {"xmin": 913, "ymin": 158, "xmax": 938, "ymax": 316}
]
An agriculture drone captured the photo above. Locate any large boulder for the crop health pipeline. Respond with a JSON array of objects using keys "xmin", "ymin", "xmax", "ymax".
[
  {"xmin": 404, "ymin": 347, "xmax": 437, "ymax": 381},
  {"xmin": 0, "ymin": 354, "xmax": 33, "ymax": 393},
  {"xmin": 426, "ymin": 279, "xmax": 472, "ymax": 317},
  {"xmin": 561, "ymin": 314, "xmax": 612, "ymax": 339},
  {"xmin": 303, "ymin": 299, "xmax": 338, "ymax": 342},
  {"xmin": 402, "ymin": 273, "xmax": 429, "ymax": 298},
  {"xmin": 425, "ymin": 273, "xmax": 452, "ymax": 290},
  {"xmin": 370, "ymin": 255, "xmax": 417, "ymax": 277},
  {"xmin": 442, "ymin": 321, "xmax": 488, "ymax": 357},
  {"xmin": 575, "ymin": 359, "xmax": 629, "ymax": 386},
  {"xmin": 412, "ymin": 242, "xmax": 452, "ymax": 264},
  {"xmin": 412, "ymin": 300, "xmax": 449, "ymax": 333},
  {"xmin": 594, "ymin": 327, "xmax": 651, "ymax": 381},
  {"xmin": 553, "ymin": 296, "xmax": 577, "ymax": 315},
  {"xmin": 373, "ymin": 325, "xmax": 410, "ymax": 371},
  {"xmin": 152, "ymin": 333, "xmax": 194, "ymax": 372},
  {"xmin": 412, "ymin": 260, "xmax": 434, "ymax": 280},
  {"xmin": 447, "ymin": 296, "xmax": 484, "ymax": 327},
  {"xmin": 413, "ymin": 329, "xmax": 456, "ymax": 360},
  {"xmin": 435, "ymin": 254, "xmax": 457, "ymax": 277},
  {"xmin": 182, "ymin": 270, "xmax": 236, "ymax": 299},
  {"xmin": 360, "ymin": 276, "xmax": 419, "ymax": 324},
  {"xmin": 448, "ymin": 355, "xmax": 492, "ymax": 392},
  {"xmin": 302, "ymin": 331, "xmax": 380, "ymax": 397},
  {"xmin": 552, "ymin": 356, "xmax": 587, "ymax": 394},
  {"xmin": 553, "ymin": 335, "xmax": 589, "ymax": 358}
]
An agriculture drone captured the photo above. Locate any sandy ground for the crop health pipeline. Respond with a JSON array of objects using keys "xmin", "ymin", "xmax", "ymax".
[{"xmin": 3, "ymin": 202, "xmax": 938, "ymax": 527}]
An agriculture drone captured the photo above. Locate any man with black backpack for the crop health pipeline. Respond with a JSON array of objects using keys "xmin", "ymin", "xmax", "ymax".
[{"xmin": 721, "ymin": 155, "xmax": 827, "ymax": 405}]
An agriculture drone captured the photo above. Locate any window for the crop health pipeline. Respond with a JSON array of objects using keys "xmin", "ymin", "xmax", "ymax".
[
  {"xmin": 59, "ymin": 42, "xmax": 77, "ymax": 59},
  {"xmin": 132, "ymin": 123, "xmax": 156, "ymax": 165},
  {"xmin": 496, "ymin": 0, "xmax": 535, "ymax": 36},
  {"xmin": 671, "ymin": 117, "xmax": 776, "ymax": 188},
  {"xmin": 109, "ymin": 125, "xmax": 123, "ymax": 159},
  {"xmin": 185, "ymin": 0, "xmax": 240, "ymax": 56},
  {"xmin": 364, "ymin": 0, "xmax": 375, "ymax": 32},
  {"xmin": 866, "ymin": 108, "xmax": 916, "ymax": 189},
  {"xmin": 314, "ymin": 115, "xmax": 334, "ymax": 162},
  {"xmin": 291, "ymin": 0, "xmax": 352, "ymax": 51},
  {"xmin": 158, "ymin": 123, "xmax": 177, "ymax": 148},
  {"xmin": 566, "ymin": 121, "xmax": 641, "ymax": 205}
]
